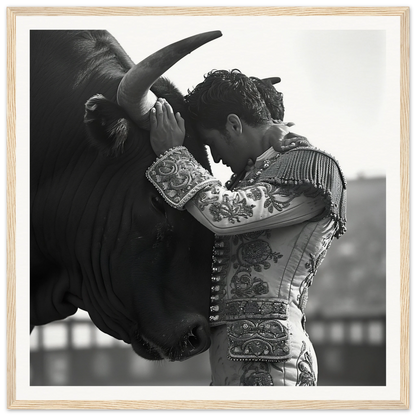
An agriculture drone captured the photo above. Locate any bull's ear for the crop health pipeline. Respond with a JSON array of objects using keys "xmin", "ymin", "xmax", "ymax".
[{"xmin": 84, "ymin": 94, "xmax": 132, "ymax": 156}]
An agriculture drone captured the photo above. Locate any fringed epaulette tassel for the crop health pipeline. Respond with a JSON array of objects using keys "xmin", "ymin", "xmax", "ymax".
[{"xmin": 259, "ymin": 147, "xmax": 347, "ymax": 238}]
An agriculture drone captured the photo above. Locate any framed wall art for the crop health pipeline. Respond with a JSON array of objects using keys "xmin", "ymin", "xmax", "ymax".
[{"xmin": 3, "ymin": 2, "xmax": 414, "ymax": 414}]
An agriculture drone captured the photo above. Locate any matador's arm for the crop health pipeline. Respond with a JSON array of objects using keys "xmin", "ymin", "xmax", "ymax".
[{"xmin": 146, "ymin": 146, "xmax": 346, "ymax": 236}]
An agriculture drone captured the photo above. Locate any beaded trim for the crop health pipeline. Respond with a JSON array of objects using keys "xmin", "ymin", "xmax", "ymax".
[
  {"xmin": 259, "ymin": 147, "xmax": 347, "ymax": 238},
  {"xmin": 225, "ymin": 299, "xmax": 288, "ymax": 321},
  {"xmin": 146, "ymin": 146, "xmax": 220, "ymax": 209},
  {"xmin": 209, "ymin": 235, "xmax": 230, "ymax": 326}
]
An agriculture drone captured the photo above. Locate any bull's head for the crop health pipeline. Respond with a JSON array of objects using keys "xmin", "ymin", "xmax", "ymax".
[{"xmin": 80, "ymin": 32, "xmax": 222, "ymax": 361}]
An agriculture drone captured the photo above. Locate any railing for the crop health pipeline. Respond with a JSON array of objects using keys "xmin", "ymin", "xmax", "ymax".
[
  {"xmin": 307, "ymin": 316, "xmax": 386, "ymax": 386},
  {"xmin": 30, "ymin": 314, "xmax": 386, "ymax": 386},
  {"xmin": 308, "ymin": 315, "xmax": 386, "ymax": 346}
]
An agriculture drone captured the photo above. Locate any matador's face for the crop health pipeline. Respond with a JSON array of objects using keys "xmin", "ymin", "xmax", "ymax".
[{"xmin": 199, "ymin": 126, "xmax": 253, "ymax": 175}]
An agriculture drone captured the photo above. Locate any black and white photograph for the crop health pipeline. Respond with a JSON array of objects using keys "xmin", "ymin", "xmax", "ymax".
[{"xmin": 5, "ymin": 4, "xmax": 409, "ymax": 411}]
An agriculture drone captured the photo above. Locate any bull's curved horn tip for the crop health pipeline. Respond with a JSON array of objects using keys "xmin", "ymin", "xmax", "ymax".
[
  {"xmin": 197, "ymin": 30, "xmax": 222, "ymax": 41},
  {"xmin": 194, "ymin": 30, "xmax": 222, "ymax": 42}
]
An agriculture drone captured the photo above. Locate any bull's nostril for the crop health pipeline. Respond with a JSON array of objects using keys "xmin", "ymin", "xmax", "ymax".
[
  {"xmin": 168, "ymin": 321, "xmax": 211, "ymax": 361},
  {"xmin": 187, "ymin": 325, "xmax": 210, "ymax": 354},
  {"xmin": 188, "ymin": 332, "xmax": 199, "ymax": 350}
]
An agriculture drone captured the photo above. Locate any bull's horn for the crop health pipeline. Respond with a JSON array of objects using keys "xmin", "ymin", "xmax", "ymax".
[
  {"xmin": 262, "ymin": 77, "xmax": 281, "ymax": 85},
  {"xmin": 117, "ymin": 30, "xmax": 222, "ymax": 129}
]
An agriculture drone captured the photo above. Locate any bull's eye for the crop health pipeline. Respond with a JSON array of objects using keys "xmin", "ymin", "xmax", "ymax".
[{"xmin": 151, "ymin": 195, "xmax": 165, "ymax": 214}]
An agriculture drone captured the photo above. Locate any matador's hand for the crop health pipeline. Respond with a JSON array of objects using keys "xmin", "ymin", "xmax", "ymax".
[
  {"xmin": 150, "ymin": 98, "xmax": 186, "ymax": 156},
  {"xmin": 265, "ymin": 120, "xmax": 312, "ymax": 153}
]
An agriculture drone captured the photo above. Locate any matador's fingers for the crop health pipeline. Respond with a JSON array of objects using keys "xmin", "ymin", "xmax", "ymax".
[
  {"xmin": 162, "ymin": 99, "xmax": 177, "ymax": 124},
  {"xmin": 150, "ymin": 107, "xmax": 157, "ymax": 129},
  {"xmin": 176, "ymin": 112, "xmax": 185, "ymax": 134}
]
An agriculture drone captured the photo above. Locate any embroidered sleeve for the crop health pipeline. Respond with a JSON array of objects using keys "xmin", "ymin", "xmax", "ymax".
[
  {"xmin": 146, "ymin": 146, "xmax": 220, "ymax": 209},
  {"xmin": 186, "ymin": 181, "xmax": 326, "ymax": 235}
]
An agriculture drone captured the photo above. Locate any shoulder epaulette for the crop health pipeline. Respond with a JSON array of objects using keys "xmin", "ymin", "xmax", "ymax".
[{"xmin": 259, "ymin": 147, "xmax": 347, "ymax": 238}]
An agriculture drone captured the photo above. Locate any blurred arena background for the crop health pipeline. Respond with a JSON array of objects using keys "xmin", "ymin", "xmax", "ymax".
[{"xmin": 31, "ymin": 175, "xmax": 386, "ymax": 386}]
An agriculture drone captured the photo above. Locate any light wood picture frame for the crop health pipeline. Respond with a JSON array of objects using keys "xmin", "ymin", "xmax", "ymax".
[{"xmin": 7, "ymin": 6, "xmax": 409, "ymax": 410}]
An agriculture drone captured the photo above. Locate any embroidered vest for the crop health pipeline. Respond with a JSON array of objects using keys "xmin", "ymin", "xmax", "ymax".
[{"xmin": 209, "ymin": 147, "xmax": 346, "ymax": 363}]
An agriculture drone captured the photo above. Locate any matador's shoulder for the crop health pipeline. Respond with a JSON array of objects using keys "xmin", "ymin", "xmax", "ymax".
[{"xmin": 260, "ymin": 147, "xmax": 347, "ymax": 238}]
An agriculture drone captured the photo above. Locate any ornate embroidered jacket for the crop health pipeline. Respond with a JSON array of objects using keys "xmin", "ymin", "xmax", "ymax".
[{"xmin": 146, "ymin": 145, "xmax": 347, "ymax": 386}]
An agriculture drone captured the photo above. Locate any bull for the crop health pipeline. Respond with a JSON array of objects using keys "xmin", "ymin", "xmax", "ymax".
[{"xmin": 30, "ymin": 30, "xmax": 221, "ymax": 361}]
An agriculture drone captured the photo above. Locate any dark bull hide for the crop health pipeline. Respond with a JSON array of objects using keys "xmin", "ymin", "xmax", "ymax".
[{"xmin": 30, "ymin": 30, "xmax": 221, "ymax": 361}]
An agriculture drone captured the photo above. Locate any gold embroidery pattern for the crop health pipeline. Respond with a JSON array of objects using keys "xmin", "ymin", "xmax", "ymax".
[
  {"xmin": 230, "ymin": 271, "xmax": 269, "ymax": 298},
  {"xmin": 146, "ymin": 146, "xmax": 219, "ymax": 209},
  {"xmin": 240, "ymin": 362, "xmax": 274, "ymax": 386},
  {"xmin": 296, "ymin": 341, "xmax": 317, "ymax": 386},
  {"xmin": 233, "ymin": 238, "xmax": 283, "ymax": 273},
  {"xmin": 227, "ymin": 319, "xmax": 291, "ymax": 362},
  {"xmin": 209, "ymin": 194, "xmax": 255, "ymax": 224},
  {"xmin": 209, "ymin": 230, "xmax": 291, "ymax": 361}
]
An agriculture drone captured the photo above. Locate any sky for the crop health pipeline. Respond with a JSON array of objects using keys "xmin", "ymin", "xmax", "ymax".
[
  {"xmin": 10, "ymin": 14, "xmax": 396, "ymax": 186},
  {"xmin": 104, "ymin": 17, "xmax": 393, "ymax": 183}
]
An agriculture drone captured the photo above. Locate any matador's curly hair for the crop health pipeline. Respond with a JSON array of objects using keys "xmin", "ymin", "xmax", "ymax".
[{"xmin": 185, "ymin": 69, "xmax": 284, "ymax": 132}]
